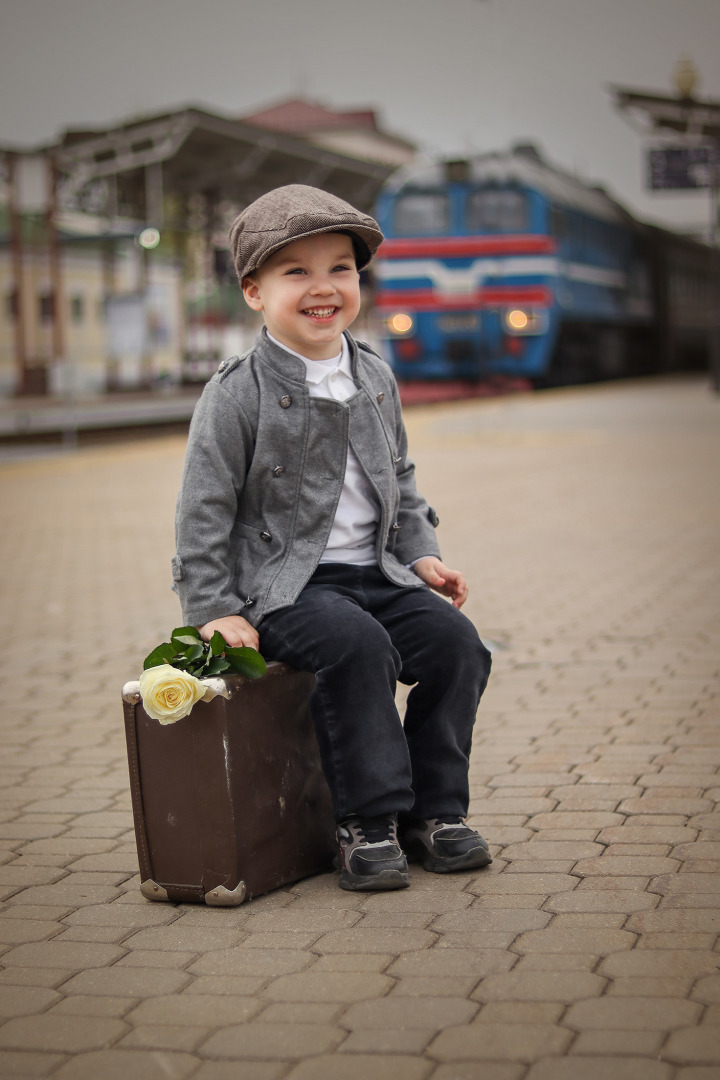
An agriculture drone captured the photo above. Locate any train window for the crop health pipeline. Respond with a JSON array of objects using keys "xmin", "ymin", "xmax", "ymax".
[
  {"xmin": 393, "ymin": 192, "xmax": 450, "ymax": 236},
  {"xmin": 467, "ymin": 189, "xmax": 527, "ymax": 232},
  {"xmin": 551, "ymin": 208, "xmax": 568, "ymax": 240}
]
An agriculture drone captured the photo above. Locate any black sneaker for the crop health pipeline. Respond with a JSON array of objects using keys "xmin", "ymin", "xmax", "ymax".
[
  {"xmin": 336, "ymin": 814, "xmax": 410, "ymax": 892},
  {"xmin": 401, "ymin": 817, "xmax": 492, "ymax": 873}
]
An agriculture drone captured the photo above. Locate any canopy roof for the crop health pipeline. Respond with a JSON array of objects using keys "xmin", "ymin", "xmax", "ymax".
[{"xmin": 52, "ymin": 105, "xmax": 393, "ymax": 217}]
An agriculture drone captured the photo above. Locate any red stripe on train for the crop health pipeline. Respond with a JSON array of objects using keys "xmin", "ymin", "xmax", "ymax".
[
  {"xmin": 377, "ymin": 235, "xmax": 557, "ymax": 258},
  {"xmin": 375, "ymin": 286, "xmax": 554, "ymax": 310}
]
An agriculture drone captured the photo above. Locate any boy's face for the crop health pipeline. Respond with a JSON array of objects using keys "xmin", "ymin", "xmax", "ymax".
[{"xmin": 242, "ymin": 233, "xmax": 361, "ymax": 361}]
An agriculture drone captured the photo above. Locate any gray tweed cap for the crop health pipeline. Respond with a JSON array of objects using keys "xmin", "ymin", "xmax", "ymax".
[{"xmin": 229, "ymin": 184, "xmax": 384, "ymax": 283}]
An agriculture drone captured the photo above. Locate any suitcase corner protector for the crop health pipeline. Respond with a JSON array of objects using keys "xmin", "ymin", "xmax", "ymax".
[
  {"xmin": 140, "ymin": 878, "xmax": 170, "ymax": 902},
  {"xmin": 205, "ymin": 881, "xmax": 247, "ymax": 906}
]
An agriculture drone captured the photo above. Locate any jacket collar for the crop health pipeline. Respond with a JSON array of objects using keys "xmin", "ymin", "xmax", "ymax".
[{"xmin": 255, "ymin": 326, "xmax": 367, "ymax": 389}]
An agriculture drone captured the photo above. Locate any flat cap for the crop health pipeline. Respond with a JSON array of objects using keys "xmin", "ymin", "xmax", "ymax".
[{"xmin": 229, "ymin": 184, "xmax": 384, "ymax": 282}]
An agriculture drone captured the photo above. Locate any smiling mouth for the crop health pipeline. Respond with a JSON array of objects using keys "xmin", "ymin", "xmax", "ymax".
[{"xmin": 303, "ymin": 307, "xmax": 337, "ymax": 320}]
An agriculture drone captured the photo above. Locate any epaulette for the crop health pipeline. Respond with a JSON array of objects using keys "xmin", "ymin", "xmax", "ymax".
[{"xmin": 215, "ymin": 353, "xmax": 247, "ymax": 380}]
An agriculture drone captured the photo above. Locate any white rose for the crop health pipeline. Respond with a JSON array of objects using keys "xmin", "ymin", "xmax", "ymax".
[{"xmin": 138, "ymin": 665, "xmax": 206, "ymax": 724}]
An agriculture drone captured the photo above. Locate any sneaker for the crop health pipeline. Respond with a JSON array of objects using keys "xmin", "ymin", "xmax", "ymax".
[
  {"xmin": 401, "ymin": 817, "xmax": 492, "ymax": 873},
  {"xmin": 336, "ymin": 814, "xmax": 410, "ymax": 892}
]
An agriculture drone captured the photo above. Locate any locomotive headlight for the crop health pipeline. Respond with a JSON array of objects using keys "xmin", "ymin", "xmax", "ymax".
[
  {"xmin": 388, "ymin": 313, "xmax": 414, "ymax": 335},
  {"xmin": 503, "ymin": 308, "xmax": 548, "ymax": 335},
  {"xmin": 505, "ymin": 309, "xmax": 529, "ymax": 331}
]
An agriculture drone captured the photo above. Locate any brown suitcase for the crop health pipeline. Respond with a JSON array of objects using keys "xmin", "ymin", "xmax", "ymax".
[{"xmin": 122, "ymin": 662, "xmax": 337, "ymax": 905}]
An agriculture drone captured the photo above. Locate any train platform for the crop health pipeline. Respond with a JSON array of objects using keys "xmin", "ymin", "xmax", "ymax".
[
  {"xmin": 0, "ymin": 374, "xmax": 718, "ymax": 1080},
  {"xmin": 0, "ymin": 387, "xmax": 204, "ymax": 446},
  {"xmin": 0, "ymin": 377, "xmax": 534, "ymax": 451}
]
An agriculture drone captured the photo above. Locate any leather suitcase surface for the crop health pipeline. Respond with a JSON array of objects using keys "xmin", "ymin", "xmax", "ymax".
[{"xmin": 122, "ymin": 662, "xmax": 337, "ymax": 905}]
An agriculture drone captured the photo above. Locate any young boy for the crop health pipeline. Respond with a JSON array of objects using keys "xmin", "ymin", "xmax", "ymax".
[{"xmin": 173, "ymin": 184, "xmax": 492, "ymax": 891}]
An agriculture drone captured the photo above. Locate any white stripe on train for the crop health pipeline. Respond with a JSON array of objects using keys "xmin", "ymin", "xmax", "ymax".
[{"xmin": 374, "ymin": 257, "xmax": 627, "ymax": 294}]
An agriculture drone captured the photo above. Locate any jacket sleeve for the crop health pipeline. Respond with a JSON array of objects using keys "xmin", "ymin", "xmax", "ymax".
[
  {"xmin": 173, "ymin": 380, "xmax": 254, "ymax": 626},
  {"xmin": 388, "ymin": 376, "xmax": 442, "ymax": 565}
]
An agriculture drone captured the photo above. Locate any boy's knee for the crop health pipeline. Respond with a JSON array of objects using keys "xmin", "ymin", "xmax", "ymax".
[
  {"xmin": 435, "ymin": 616, "xmax": 491, "ymax": 682},
  {"xmin": 326, "ymin": 617, "xmax": 401, "ymax": 676}
]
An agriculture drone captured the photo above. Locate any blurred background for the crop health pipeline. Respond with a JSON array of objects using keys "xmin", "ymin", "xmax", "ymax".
[{"xmin": 1, "ymin": 0, "xmax": 719, "ymax": 408}]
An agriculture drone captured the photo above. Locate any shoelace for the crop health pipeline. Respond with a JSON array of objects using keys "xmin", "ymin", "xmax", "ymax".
[{"xmin": 355, "ymin": 816, "xmax": 396, "ymax": 844}]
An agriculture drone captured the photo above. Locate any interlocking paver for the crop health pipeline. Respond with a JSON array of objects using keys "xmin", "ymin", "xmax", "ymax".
[
  {"xmin": 285, "ymin": 1055, "xmax": 433, "ymax": 1079},
  {"xmin": 431, "ymin": 1066, "xmax": 523, "ymax": 1080},
  {"xmin": 525, "ymin": 1061, "xmax": 673, "ymax": 1080},
  {"xmin": 428, "ymin": 1021, "xmax": 572, "ymax": 1061},
  {"xmin": 0, "ymin": 1014, "xmax": 127, "ymax": 1052},
  {"xmin": 563, "ymin": 995, "xmax": 702, "ymax": 1030},
  {"xmin": 50, "ymin": 1049, "xmax": 199, "ymax": 1080},
  {"xmin": 199, "ymin": 1020, "xmax": 345, "ymax": 1058},
  {"xmin": 0, "ymin": 985, "xmax": 61, "ymax": 1017},
  {"xmin": 1, "ymin": 377, "xmax": 718, "ymax": 1076},
  {"xmin": 569, "ymin": 1030, "xmax": 666, "ymax": 1055},
  {"xmin": 262, "ymin": 971, "xmax": 392, "ymax": 1002},
  {"xmin": 471, "ymin": 969, "xmax": 605, "ymax": 1002},
  {"xmin": 0, "ymin": 1050, "xmax": 67, "ymax": 1077}
]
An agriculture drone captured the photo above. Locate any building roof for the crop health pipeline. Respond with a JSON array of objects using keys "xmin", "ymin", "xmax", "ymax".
[
  {"xmin": 47, "ymin": 106, "xmax": 394, "ymax": 216},
  {"xmin": 243, "ymin": 98, "xmax": 379, "ymax": 133}
]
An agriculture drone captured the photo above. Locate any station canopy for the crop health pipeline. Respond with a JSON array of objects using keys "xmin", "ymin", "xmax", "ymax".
[{"xmin": 53, "ymin": 105, "xmax": 394, "ymax": 222}]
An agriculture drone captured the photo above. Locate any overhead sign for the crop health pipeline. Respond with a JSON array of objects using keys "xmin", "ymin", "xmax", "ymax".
[{"xmin": 648, "ymin": 146, "xmax": 720, "ymax": 190}]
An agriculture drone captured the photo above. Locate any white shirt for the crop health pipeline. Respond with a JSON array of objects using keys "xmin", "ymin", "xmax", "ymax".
[{"xmin": 267, "ymin": 333, "xmax": 379, "ymax": 565}]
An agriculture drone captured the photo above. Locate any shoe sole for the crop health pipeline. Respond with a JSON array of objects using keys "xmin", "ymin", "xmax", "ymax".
[
  {"xmin": 406, "ymin": 843, "xmax": 493, "ymax": 874},
  {"xmin": 338, "ymin": 868, "xmax": 410, "ymax": 892}
]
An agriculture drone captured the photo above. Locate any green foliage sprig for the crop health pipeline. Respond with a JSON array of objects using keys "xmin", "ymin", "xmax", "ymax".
[{"xmin": 143, "ymin": 626, "xmax": 267, "ymax": 681}]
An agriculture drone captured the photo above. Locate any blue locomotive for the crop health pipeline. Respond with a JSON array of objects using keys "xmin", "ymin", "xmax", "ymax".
[{"xmin": 373, "ymin": 145, "xmax": 718, "ymax": 385}]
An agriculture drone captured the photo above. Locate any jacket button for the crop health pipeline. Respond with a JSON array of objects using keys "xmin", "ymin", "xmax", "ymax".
[
  {"xmin": 244, "ymin": 596, "xmax": 255, "ymax": 607},
  {"xmin": 272, "ymin": 465, "xmax": 285, "ymax": 477},
  {"xmin": 280, "ymin": 395, "xmax": 292, "ymax": 408},
  {"xmin": 260, "ymin": 530, "xmax": 272, "ymax": 543},
  {"xmin": 390, "ymin": 521, "xmax": 402, "ymax": 532},
  {"xmin": 376, "ymin": 392, "xmax": 384, "ymax": 404},
  {"xmin": 218, "ymin": 359, "xmax": 227, "ymax": 373},
  {"xmin": 394, "ymin": 456, "xmax": 402, "ymax": 465}
]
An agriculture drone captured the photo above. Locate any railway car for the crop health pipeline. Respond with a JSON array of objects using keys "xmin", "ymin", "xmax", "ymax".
[{"xmin": 372, "ymin": 145, "xmax": 718, "ymax": 386}]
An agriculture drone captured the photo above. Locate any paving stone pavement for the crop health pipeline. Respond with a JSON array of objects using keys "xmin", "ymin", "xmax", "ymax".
[{"xmin": 0, "ymin": 374, "xmax": 718, "ymax": 1080}]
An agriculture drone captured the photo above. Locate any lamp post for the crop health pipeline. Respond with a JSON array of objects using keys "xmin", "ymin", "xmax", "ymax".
[{"xmin": 611, "ymin": 59, "xmax": 720, "ymax": 391}]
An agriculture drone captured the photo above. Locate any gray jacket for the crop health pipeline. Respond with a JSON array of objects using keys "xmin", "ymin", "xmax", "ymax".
[{"xmin": 173, "ymin": 329, "xmax": 441, "ymax": 627}]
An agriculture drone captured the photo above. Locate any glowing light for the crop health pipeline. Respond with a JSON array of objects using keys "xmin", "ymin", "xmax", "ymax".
[
  {"xmin": 390, "ymin": 313, "xmax": 414, "ymax": 334},
  {"xmin": 138, "ymin": 227, "xmax": 161, "ymax": 250},
  {"xmin": 506, "ymin": 309, "xmax": 529, "ymax": 330}
]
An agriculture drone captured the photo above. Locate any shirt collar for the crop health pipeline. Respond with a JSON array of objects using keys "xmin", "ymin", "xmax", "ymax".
[{"xmin": 267, "ymin": 332, "xmax": 351, "ymax": 385}]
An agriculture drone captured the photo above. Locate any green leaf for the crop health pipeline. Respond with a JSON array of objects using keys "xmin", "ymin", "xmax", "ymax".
[
  {"xmin": 171, "ymin": 626, "xmax": 202, "ymax": 647},
  {"xmin": 182, "ymin": 643, "xmax": 205, "ymax": 663},
  {"xmin": 142, "ymin": 643, "xmax": 175, "ymax": 670},
  {"xmin": 224, "ymin": 647, "xmax": 267, "ymax": 679},
  {"xmin": 209, "ymin": 630, "xmax": 227, "ymax": 656},
  {"xmin": 205, "ymin": 656, "xmax": 231, "ymax": 675}
]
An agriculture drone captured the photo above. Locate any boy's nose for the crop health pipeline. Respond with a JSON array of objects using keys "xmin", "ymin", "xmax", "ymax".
[{"xmin": 309, "ymin": 275, "xmax": 335, "ymax": 294}]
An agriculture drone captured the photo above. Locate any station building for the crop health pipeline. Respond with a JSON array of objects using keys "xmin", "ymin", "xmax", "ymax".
[{"xmin": 0, "ymin": 101, "xmax": 413, "ymax": 398}]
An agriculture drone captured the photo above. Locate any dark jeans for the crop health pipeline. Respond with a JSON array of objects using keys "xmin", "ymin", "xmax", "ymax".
[{"xmin": 258, "ymin": 564, "xmax": 491, "ymax": 822}]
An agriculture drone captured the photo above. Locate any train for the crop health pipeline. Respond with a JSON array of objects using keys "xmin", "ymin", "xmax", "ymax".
[{"xmin": 372, "ymin": 145, "xmax": 719, "ymax": 387}]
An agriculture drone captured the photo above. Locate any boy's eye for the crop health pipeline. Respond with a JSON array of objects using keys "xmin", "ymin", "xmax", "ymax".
[
  {"xmin": 333, "ymin": 264, "xmax": 352, "ymax": 272},
  {"xmin": 286, "ymin": 267, "xmax": 305, "ymax": 275}
]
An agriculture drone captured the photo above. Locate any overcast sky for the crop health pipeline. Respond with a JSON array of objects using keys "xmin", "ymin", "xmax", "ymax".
[{"xmin": 3, "ymin": 0, "xmax": 719, "ymax": 233}]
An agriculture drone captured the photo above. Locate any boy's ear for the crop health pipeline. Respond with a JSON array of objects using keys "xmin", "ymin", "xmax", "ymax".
[{"xmin": 242, "ymin": 277, "xmax": 264, "ymax": 311}]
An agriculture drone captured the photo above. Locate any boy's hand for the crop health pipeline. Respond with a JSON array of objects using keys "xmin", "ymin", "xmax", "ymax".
[
  {"xmin": 198, "ymin": 615, "xmax": 260, "ymax": 651},
  {"xmin": 413, "ymin": 556, "xmax": 469, "ymax": 609}
]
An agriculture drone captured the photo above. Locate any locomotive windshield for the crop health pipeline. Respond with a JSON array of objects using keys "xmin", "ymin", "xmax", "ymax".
[
  {"xmin": 393, "ymin": 191, "xmax": 450, "ymax": 236},
  {"xmin": 466, "ymin": 188, "xmax": 527, "ymax": 233}
]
